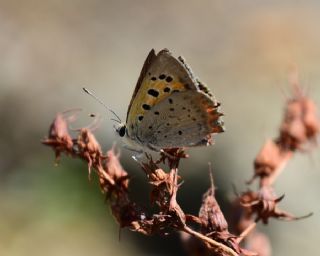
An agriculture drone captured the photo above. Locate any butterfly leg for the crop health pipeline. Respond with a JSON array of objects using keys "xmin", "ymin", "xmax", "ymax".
[
  {"xmin": 147, "ymin": 144, "xmax": 178, "ymax": 160},
  {"xmin": 123, "ymin": 145, "xmax": 145, "ymax": 162},
  {"xmin": 123, "ymin": 145, "xmax": 143, "ymax": 154},
  {"xmin": 146, "ymin": 143, "xmax": 161, "ymax": 153},
  {"xmin": 191, "ymin": 137, "xmax": 213, "ymax": 147},
  {"xmin": 159, "ymin": 149, "xmax": 176, "ymax": 160},
  {"xmin": 132, "ymin": 153, "xmax": 145, "ymax": 163}
]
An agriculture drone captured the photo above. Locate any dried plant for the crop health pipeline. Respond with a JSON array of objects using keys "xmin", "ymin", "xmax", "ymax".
[{"xmin": 42, "ymin": 81, "xmax": 319, "ymax": 255}]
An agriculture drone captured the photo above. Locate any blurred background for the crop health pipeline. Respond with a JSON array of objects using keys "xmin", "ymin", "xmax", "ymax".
[{"xmin": 1, "ymin": 0, "xmax": 320, "ymax": 255}]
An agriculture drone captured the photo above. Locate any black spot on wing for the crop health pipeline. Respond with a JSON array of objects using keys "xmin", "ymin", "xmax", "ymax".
[
  {"xmin": 159, "ymin": 74, "xmax": 166, "ymax": 80},
  {"xmin": 142, "ymin": 104, "xmax": 151, "ymax": 110},
  {"xmin": 166, "ymin": 76, "xmax": 173, "ymax": 82},
  {"xmin": 148, "ymin": 89, "xmax": 159, "ymax": 97},
  {"xmin": 164, "ymin": 87, "xmax": 171, "ymax": 93}
]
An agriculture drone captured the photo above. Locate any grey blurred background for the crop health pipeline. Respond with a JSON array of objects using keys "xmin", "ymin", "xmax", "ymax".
[{"xmin": 1, "ymin": 0, "xmax": 320, "ymax": 255}]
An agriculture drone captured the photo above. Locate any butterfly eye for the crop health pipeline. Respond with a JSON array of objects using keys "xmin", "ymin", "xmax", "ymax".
[{"xmin": 118, "ymin": 126, "xmax": 126, "ymax": 137}]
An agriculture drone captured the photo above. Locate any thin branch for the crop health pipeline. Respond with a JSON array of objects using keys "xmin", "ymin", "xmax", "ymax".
[
  {"xmin": 236, "ymin": 221, "xmax": 258, "ymax": 244},
  {"xmin": 264, "ymin": 151, "xmax": 292, "ymax": 186},
  {"xmin": 182, "ymin": 225, "xmax": 239, "ymax": 256}
]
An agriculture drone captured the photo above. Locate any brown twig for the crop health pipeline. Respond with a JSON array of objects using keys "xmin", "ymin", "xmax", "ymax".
[
  {"xmin": 182, "ymin": 225, "xmax": 239, "ymax": 256},
  {"xmin": 236, "ymin": 221, "xmax": 258, "ymax": 244},
  {"xmin": 42, "ymin": 115, "xmax": 244, "ymax": 255},
  {"xmin": 234, "ymin": 76, "xmax": 320, "ymax": 253},
  {"xmin": 265, "ymin": 151, "xmax": 292, "ymax": 186}
]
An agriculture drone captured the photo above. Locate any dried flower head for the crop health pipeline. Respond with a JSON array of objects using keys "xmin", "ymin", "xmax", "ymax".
[
  {"xmin": 239, "ymin": 186, "xmax": 311, "ymax": 224},
  {"xmin": 199, "ymin": 175, "xmax": 228, "ymax": 234},
  {"xmin": 76, "ymin": 128, "xmax": 108, "ymax": 178},
  {"xmin": 279, "ymin": 90, "xmax": 319, "ymax": 150},
  {"xmin": 157, "ymin": 148, "xmax": 189, "ymax": 168},
  {"xmin": 249, "ymin": 140, "xmax": 283, "ymax": 183},
  {"xmin": 42, "ymin": 113, "xmax": 73, "ymax": 161}
]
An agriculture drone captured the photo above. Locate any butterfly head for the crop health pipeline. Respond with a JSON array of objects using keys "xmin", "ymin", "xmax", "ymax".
[{"xmin": 114, "ymin": 123, "xmax": 126, "ymax": 138}]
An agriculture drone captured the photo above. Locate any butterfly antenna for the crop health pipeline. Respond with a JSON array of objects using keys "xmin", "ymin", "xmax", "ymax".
[
  {"xmin": 111, "ymin": 118, "xmax": 121, "ymax": 124},
  {"xmin": 83, "ymin": 87, "xmax": 122, "ymax": 123}
]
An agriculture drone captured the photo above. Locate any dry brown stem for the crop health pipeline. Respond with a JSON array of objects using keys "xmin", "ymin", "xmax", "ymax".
[
  {"xmin": 42, "ymin": 116, "xmax": 246, "ymax": 255},
  {"xmin": 42, "ymin": 81, "xmax": 319, "ymax": 255},
  {"xmin": 234, "ymin": 81, "xmax": 319, "ymax": 254}
]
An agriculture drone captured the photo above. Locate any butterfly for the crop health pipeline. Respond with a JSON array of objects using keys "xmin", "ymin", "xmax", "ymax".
[{"xmin": 113, "ymin": 48, "xmax": 224, "ymax": 154}]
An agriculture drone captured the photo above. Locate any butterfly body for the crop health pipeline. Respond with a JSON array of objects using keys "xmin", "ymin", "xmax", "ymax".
[{"xmin": 116, "ymin": 49, "xmax": 224, "ymax": 153}]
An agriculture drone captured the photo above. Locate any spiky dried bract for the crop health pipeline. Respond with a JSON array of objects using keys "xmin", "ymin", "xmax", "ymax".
[
  {"xmin": 157, "ymin": 148, "xmax": 189, "ymax": 168},
  {"xmin": 199, "ymin": 187, "xmax": 228, "ymax": 233},
  {"xmin": 141, "ymin": 155, "xmax": 186, "ymax": 229},
  {"xmin": 42, "ymin": 113, "xmax": 73, "ymax": 161},
  {"xmin": 102, "ymin": 149, "xmax": 129, "ymax": 194},
  {"xmin": 76, "ymin": 128, "xmax": 107, "ymax": 178},
  {"xmin": 280, "ymin": 90, "xmax": 319, "ymax": 150},
  {"xmin": 196, "ymin": 175, "xmax": 257, "ymax": 256},
  {"xmin": 251, "ymin": 140, "xmax": 283, "ymax": 183},
  {"xmin": 239, "ymin": 186, "xmax": 312, "ymax": 224}
]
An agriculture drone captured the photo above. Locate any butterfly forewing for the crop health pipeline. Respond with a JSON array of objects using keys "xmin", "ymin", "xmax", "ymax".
[{"xmin": 126, "ymin": 49, "xmax": 199, "ymax": 137}]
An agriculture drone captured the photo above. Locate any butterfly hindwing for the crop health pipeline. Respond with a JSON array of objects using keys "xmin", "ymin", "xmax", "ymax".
[{"xmin": 137, "ymin": 90, "xmax": 224, "ymax": 149}]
